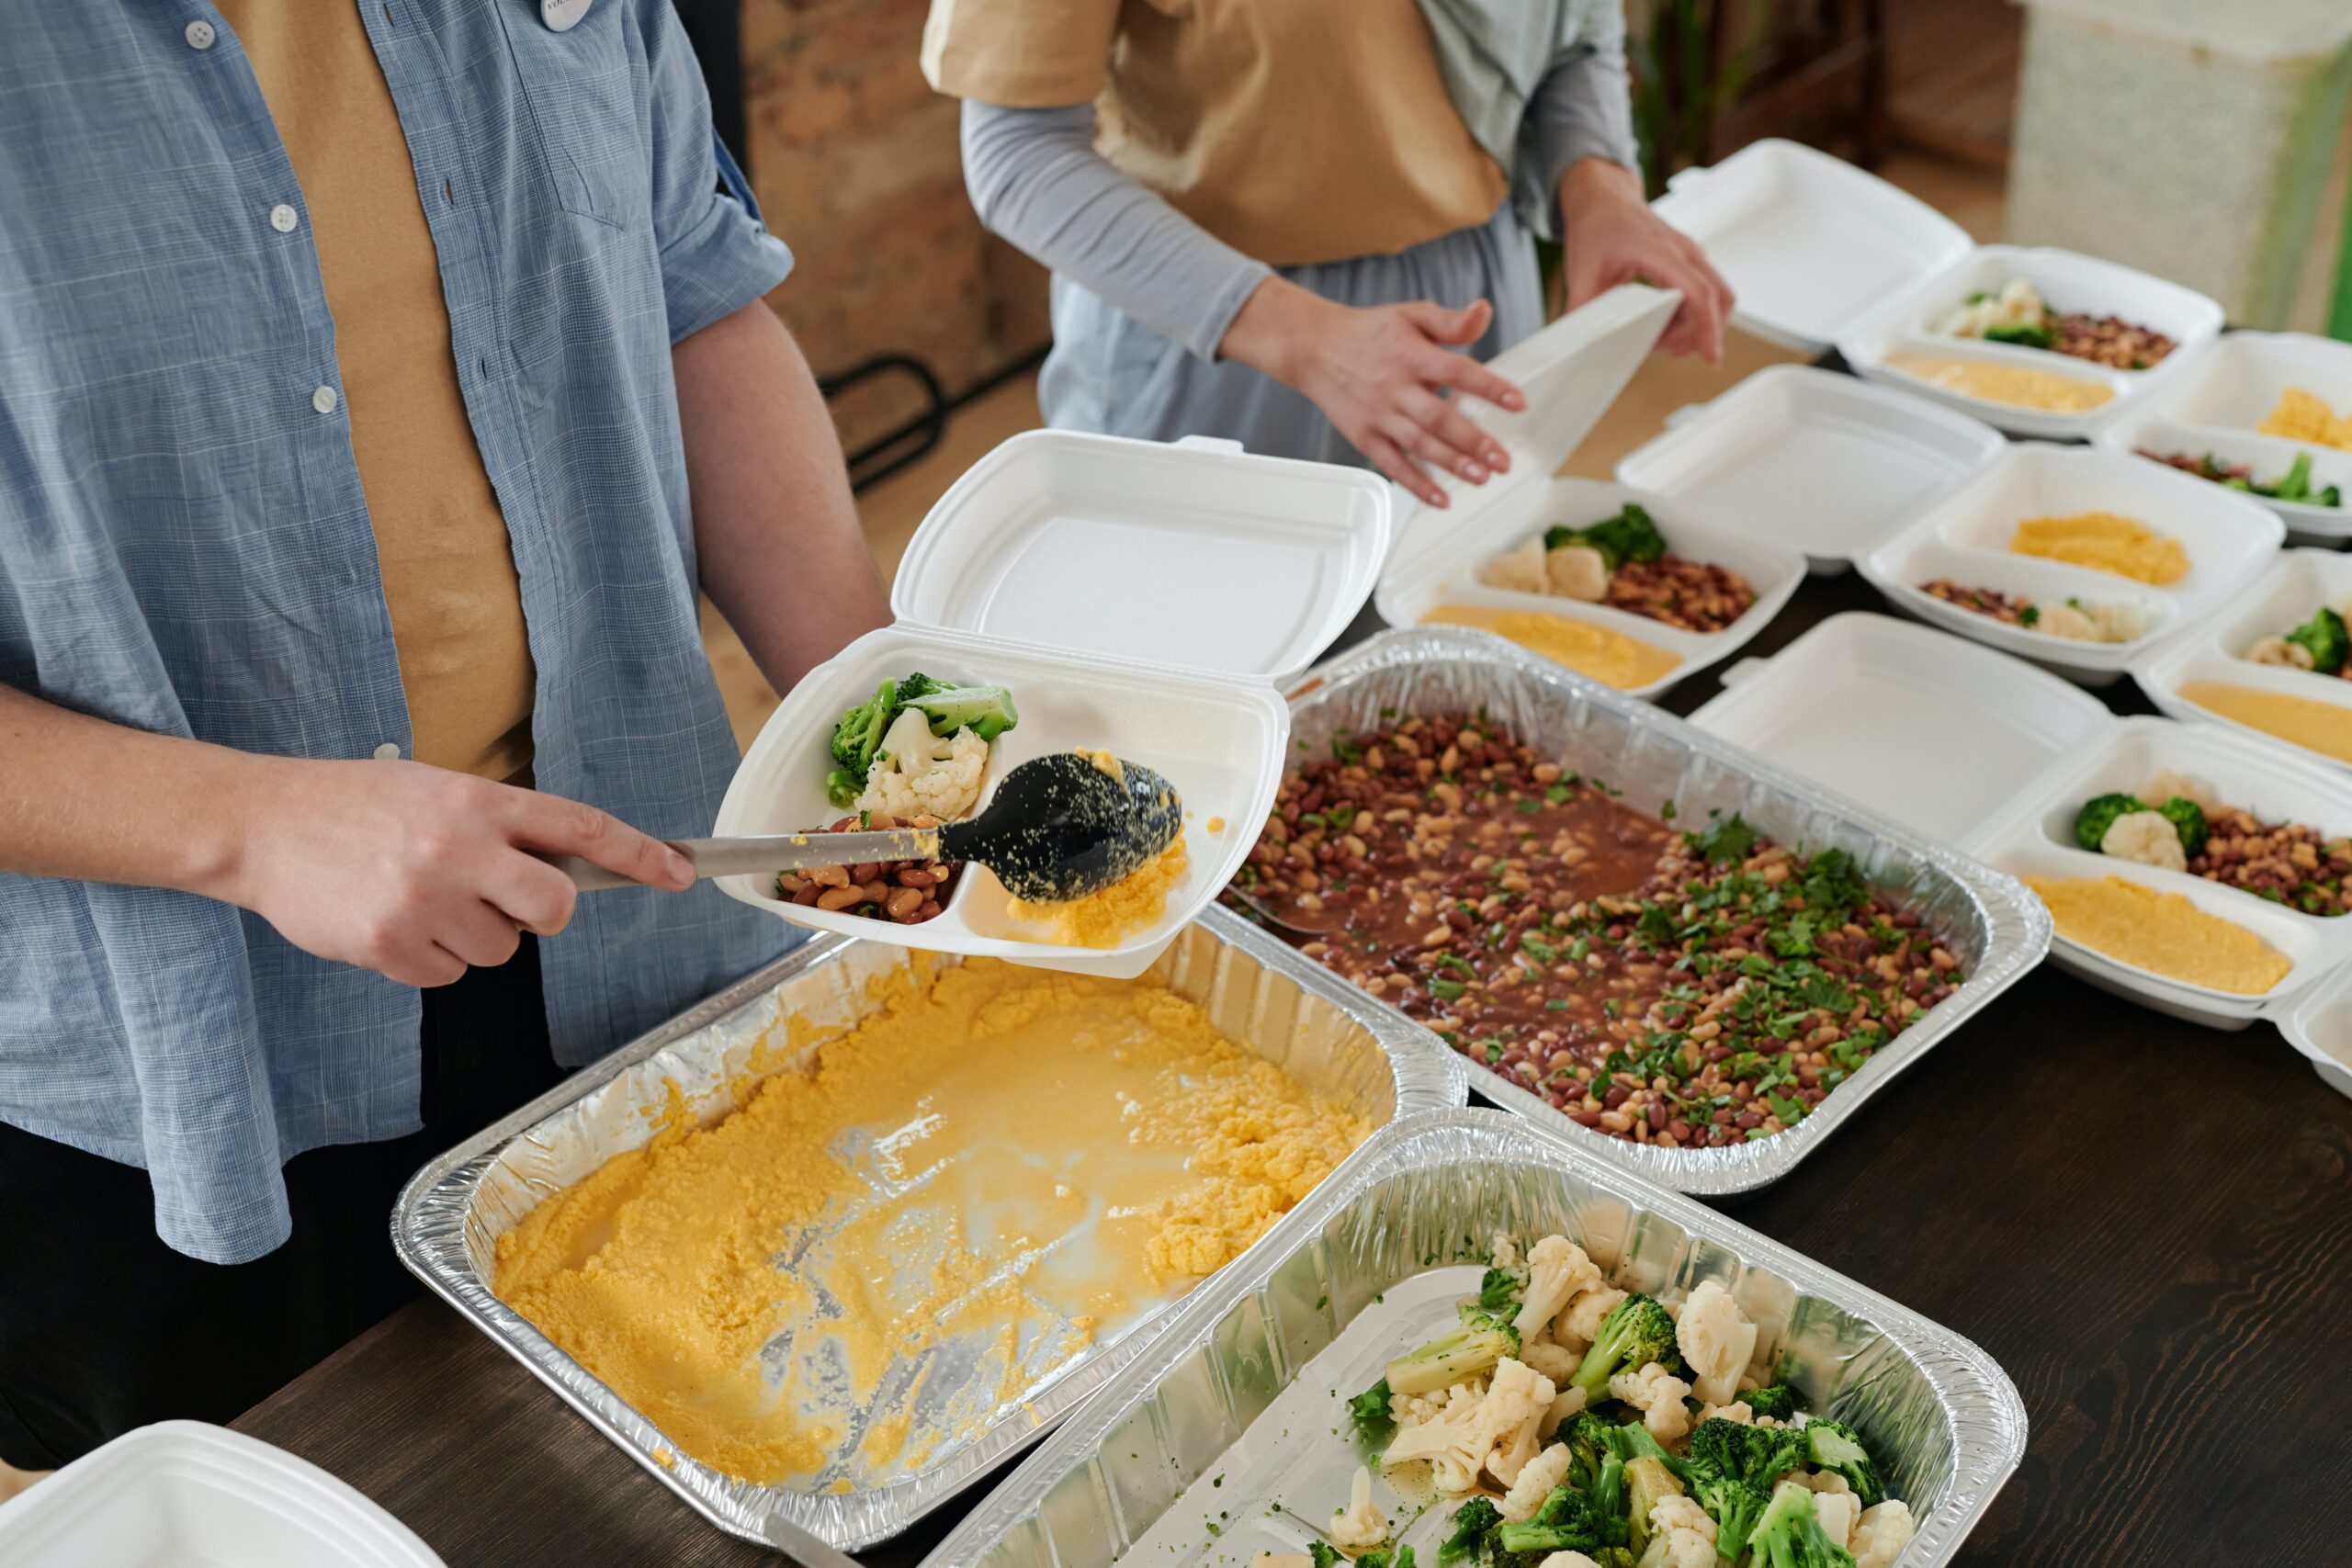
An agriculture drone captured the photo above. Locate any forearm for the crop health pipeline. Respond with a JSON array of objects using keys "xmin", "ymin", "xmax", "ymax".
[
  {"xmin": 675, "ymin": 299, "xmax": 889, "ymax": 694},
  {"xmin": 961, "ymin": 101, "xmax": 1271, "ymax": 361},
  {"xmin": 1531, "ymin": 45, "xmax": 1643, "ymax": 235}
]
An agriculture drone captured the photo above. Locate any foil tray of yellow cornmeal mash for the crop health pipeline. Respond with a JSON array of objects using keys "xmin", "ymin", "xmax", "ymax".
[{"xmin": 393, "ymin": 907, "xmax": 1467, "ymax": 1551}]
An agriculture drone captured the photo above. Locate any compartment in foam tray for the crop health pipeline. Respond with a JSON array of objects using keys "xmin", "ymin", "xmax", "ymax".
[
  {"xmin": 1693, "ymin": 612, "xmax": 2352, "ymax": 1028},
  {"xmin": 2133, "ymin": 547, "xmax": 2352, "ymax": 776},
  {"xmin": 1858, "ymin": 444, "xmax": 2282, "ymax": 684}
]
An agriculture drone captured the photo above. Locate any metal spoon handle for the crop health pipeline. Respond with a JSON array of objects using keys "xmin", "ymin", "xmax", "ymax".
[{"xmin": 546, "ymin": 829, "xmax": 942, "ymax": 891}]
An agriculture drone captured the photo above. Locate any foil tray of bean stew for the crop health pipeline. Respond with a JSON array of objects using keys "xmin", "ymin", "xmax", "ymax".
[
  {"xmin": 920, "ymin": 1107, "xmax": 2026, "ymax": 1567},
  {"xmin": 1223, "ymin": 627, "xmax": 2050, "ymax": 1194}
]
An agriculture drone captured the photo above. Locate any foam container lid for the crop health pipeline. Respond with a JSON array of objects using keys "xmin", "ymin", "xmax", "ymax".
[
  {"xmin": 0, "ymin": 1422, "xmax": 444, "ymax": 1568},
  {"xmin": 1374, "ymin": 285, "xmax": 1807, "ymax": 697},
  {"xmin": 1690, "ymin": 612, "xmax": 2352, "ymax": 1029},
  {"xmin": 716, "ymin": 429, "xmax": 1392, "ymax": 977}
]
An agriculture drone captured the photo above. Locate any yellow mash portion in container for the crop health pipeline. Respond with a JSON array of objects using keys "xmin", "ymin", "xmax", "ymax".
[
  {"xmin": 2178, "ymin": 680, "xmax": 2352, "ymax": 763},
  {"xmin": 1008, "ymin": 831, "xmax": 1191, "ymax": 947},
  {"xmin": 492, "ymin": 956, "xmax": 1367, "ymax": 1484},
  {"xmin": 2009, "ymin": 512, "xmax": 2188, "ymax": 585},
  {"xmin": 1884, "ymin": 352, "xmax": 2114, "ymax": 412},
  {"xmin": 2257, "ymin": 387, "xmax": 2352, "ymax": 452},
  {"xmin": 1419, "ymin": 604, "xmax": 1680, "ymax": 689},
  {"xmin": 2028, "ymin": 874, "xmax": 2290, "ymax": 995}
]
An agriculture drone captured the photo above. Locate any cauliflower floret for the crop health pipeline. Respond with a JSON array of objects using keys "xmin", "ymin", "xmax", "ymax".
[
  {"xmin": 1645, "ymin": 1493, "xmax": 1718, "ymax": 1568},
  {"xmin": 1554, "ymin": 1284, "xmax": 1626, "ymax": 1350},
  {"xmin": 1498, "ymin": 1440, "xmax": 1577, "ymax": 1523},
  {"xmin": 1515, "ymin": 1235, "xmax": 1603, "ymax": 1340},
  {"xmin": 1544, "ymin": 543, "xmax": 1611, "ymax": 601},
  {"xmin": 1519, "ymin": 1338, "xmax": 1579, "ymax": 1384},
  {"xmin": 1673, "ymin": 1280, "xmax": 1758, "ymax": 1407},
  {"xmin": 855, "ymin": 707, "xmax": 989, "ymax": 821},
  {"xmin": 1534, "ymin": 1556, "xmax": 1601, "ymax": 1568},
  {"xmin": 2100, "ymin": 809, "xmax": 2187, "ymax": 872},
  {"xmin": 1389, "ymin": 1384, "xmax": 1453, "ymax": 1428},
  {"xmin": 1540, "ymin": 1384, "xmax": 1587, "ymax": 1438},
  {"xmin": 1479, "ymin": 1357, "xmax": 1557, "ymax": 1486},
  {"xmin": 1698, "ymin": 1399, "xmax": 1752, "ymax": 1426},
  {"xmin": 1329, "ymin": 1463, "xmax": 1387, "ymax": 1551},
  {"xmin": 2083, "ymin": 599, "xmax": 2146, "ymax": 643},
  {"xmin": 1814, "ymin": 1488, "xmax": 1860, "ymax": 1551},
  {"xmin": 1849, "ymin": 1499, "xmax": 1917, "ymax": 1568},
  {"xmin": 2247, "ymin": 634, "xmax": 2317, "ymax": 670},
  {"xmin": 2038, "ymin": 603, "xmax": 2096, "ymax": 641},
  {"xmin": 1803, "ymin": 1470, "xmax": 1851, "ymax": 1495},
  {"xmin": 2143, "ymin": 769, "xmax": 2217, "ymax": 811},
  {"xmin": 1608, "ymin": 1360, "xmax": 1692, "ymax": 1443},
  {"xmin": 1479, "ymin": 537, "xmax": 1550, "ymax": 595},
  {"xmin": 1381, "ymin": 1382, "xmax": 1490, "ymax": 1495},
  {"xmin": 1491, "ymin": 1233, "xmax": 1522, "ymax": 1269}
]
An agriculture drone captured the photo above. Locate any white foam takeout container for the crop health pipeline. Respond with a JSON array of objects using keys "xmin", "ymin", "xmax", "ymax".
[
  {"xmin": 2134, "ymin": 546, "xmax": 2352, "ymax": 774},
  {"xmin": 0, "ymin": 1421, "xmax": 444, "ymax": 1568},
  {"xmin": 1690, "ymin": 612, "xmax": 2352, "ymax": 1031},
  {"xmin": 1373, "ymin": 286, "xmax": 1807, "ymax": 697},
  {"xmin": 1837, "ymin": 244, "xmax": 2223, "ymax": 440},
  {"xmin": 1858, "ymin": 443, "xmax": 2284, "ymax": 685},
  {"xmin": 2276, "ymin": 960, "xmax": 2352, "ymax": 1102},
  {"xmin": 2098, "ymin": 332, "xmax": 2352, "ymax": 543},
  {"xmin": 714, "ymin": 429, "xmax": 1393, "ymax": 978},
  {"xmin": 1613, "ymin": 364, "xmax": 2007, "ymax": 574}
]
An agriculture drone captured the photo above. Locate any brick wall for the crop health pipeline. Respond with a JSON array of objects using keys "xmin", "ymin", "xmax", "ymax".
[{"xmin": 741, "ymin": 0, "xmax": 1051, "ymax": 453}]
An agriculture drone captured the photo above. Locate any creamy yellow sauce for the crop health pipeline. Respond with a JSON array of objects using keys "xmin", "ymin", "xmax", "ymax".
[
  {"xmin": 2028, "ymin": 874, "xmax": 2290, "ymax": 995},
  {"xmin": 1886, "ymin": 352, "xmax": 2113, "ymax": 412},
  {"xmin": 1008, "ymin": 832, "xmax": 1190, "ymax": 948},
  {"xmin": 2010, "ymin": 511, "xmax": 2188, "ymax": 585},
  {"xmin": 2258, "ymin": 387, "xmax": 2352, "ymax": 452},
  {"xmin": 492, "ymin": 956, "xmax": 1367, "ymax": 1484},
  {"xmin": 2180, "ymin": 680, "xmax": 2352, "ymax": 764},
  {"xmin": 1420, "ymin": 604, "xmax": 1680, "ymax": 689}
]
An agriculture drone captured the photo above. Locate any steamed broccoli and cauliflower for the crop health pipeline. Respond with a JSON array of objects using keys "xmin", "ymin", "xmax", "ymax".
[
  {"xmin": 1306, "ymin": 1235, "xmax": 1915, "ymax": 1568},
  {"xmin": 822, "ymin": 671, "xmax": 1019, "ymax": 816}
]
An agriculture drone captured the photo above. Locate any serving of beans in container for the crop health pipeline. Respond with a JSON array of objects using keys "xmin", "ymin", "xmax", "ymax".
[
  {"xmin": 1221, "ymin": 713, "xmax": 1966, "ymax": 1148},
  {"xmin": 2186, "ymin": 804, "xmax": 2352, "ymax": 917},
  {"xmin": 775, "ymin": 813, "xmax": 959, "ymax": 925},
  {"xmin": 1603, "ymin": 556, "xmax": 1757, "ymax": 636}
]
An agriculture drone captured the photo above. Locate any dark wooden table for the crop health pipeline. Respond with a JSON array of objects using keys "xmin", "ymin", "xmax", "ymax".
[{"xmin": 238, "ymin": 572, "xmax": 2352, "ymax": 1562}]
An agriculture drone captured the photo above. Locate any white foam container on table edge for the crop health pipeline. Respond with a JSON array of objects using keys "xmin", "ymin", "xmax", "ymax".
[
  {"xmin": 2134, "ymin": 546, "xmax": 2352, "ymax": 773},
  {"xmin": 2096, "ymin": 332, "xmax": 2352, "ymax": 543},
  {"xmin": 1836, "ymin": 244, "xmax": 2224, "ymax": 440},
  {"xmin": 1690, "ymin": 612, "xmax": 2352, "ymax": 1031},
  {"xmin": 713, "ymin": 429, "xmax": 1392, "ymax": 978},
  {"xmin": 1614, "ymin": 364, "xmax": 2008, "ymax": 574},
  {"xmin": 2276, "ymin": 960, "xmax": 2352, "ymax": 1101},
  {"xmin": 1857, "ymin": 442, "xmax": 2284, "ymax": 685},
  {"xmin": 0, "ymin": 1421, "xmax": 444, "ymax": 1568},
  {"xmin": 1373, "ymin": 285, "xmax": 1806, "ymax": 698}
]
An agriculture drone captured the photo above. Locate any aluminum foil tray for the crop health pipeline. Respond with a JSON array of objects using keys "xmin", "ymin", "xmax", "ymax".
[
  {"xmin": 392, "ymin": 907, "xmax": 1466, "ymax": 1551},
  {"xmin": 922, "ymin": 1107, "xmax": 2026, "ymax": 1568},
  {"xmin": 1262, "ymin": 626, "xmax": 2051, "ymax": 1194}
]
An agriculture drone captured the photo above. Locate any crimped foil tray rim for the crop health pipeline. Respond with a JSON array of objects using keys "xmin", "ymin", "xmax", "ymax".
[
  {"xmin": 1272, "ymin": 626, "xmax": 2052, "ymax": 1195},
  {"xmin": 920, "ymin": 1104, "xmax": 2029, "ymax": 1568},
  {"xmin": 391, "ymin": 909, "xmax": 1468, "ymax": 1551}
]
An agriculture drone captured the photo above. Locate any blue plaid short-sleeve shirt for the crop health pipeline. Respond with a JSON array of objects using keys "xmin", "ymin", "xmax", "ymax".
[{"xmin": 0, "ymin": 1, "xmax": 799, "ymax": 1262}]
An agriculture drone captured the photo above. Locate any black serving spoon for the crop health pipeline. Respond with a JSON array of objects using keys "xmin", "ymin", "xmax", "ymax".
[{"xmin": 547, "ymin": 751, "xmax": 1183, "ymax": 903}]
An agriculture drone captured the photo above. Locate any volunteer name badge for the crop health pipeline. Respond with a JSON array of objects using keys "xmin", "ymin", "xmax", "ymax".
[{"xmin": 542, "ymin": 0, "xmax": 592, "ymax": 30}]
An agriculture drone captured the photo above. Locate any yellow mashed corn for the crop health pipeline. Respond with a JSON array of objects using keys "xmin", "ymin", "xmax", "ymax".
[
  {"xmin": 1420, "ymin": 604, "xmax": 1680, "ymax": 689},
  {"xmin": 492, "ymin": 956, "xmax": 1367, "ymax": 1483},
  {"xmin": 2010, "ymin": 511, "xmax": 2188, "ymax": 585},
  {"xmin": 2179, "ymin": 680, "xmax": 2352, "ymax": 764},
  {"xmin": 1008, "ymin": 831, "xmax": 1190, "ymax": 947},
  {"xmin": 2029, "ymin": 874, "xmax": 2290, "ymax": 995},
  {"xmin": 1884, "ymin": 352, "xmax": 2113, "ymax": 412},
  {"xmin": 2257, "ymin": 387, "xmax": 2352, "ymax": 453}
]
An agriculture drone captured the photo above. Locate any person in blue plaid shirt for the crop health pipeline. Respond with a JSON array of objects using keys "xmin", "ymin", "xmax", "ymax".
[{"xmin": 0, "ymin": 1, "xmax": 889, "ymax": 1478}]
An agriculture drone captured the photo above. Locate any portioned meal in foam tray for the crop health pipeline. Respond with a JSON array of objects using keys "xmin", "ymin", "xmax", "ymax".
[{"xmin": 2136, "ymin": 547, "xmax": 2352, "ymax": 773}]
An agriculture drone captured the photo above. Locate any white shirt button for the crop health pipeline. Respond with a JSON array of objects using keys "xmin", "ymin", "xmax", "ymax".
[
  {"xmin": 311, "ymin": 385, "xmax": 338, "ymax": 414},
  {"xmin": 269, "ymin": 203, "xmax": 299, "ymax": 233},
  {"xmin": 373, "ymin": 742, "xmax": 401, "ymax": 761},
  {"xmin": 184, "ymin": 19, "xmax": 216, "ymax": 50}
]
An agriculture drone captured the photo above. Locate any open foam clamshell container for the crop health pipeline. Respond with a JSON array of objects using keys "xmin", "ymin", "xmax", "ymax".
[
  {"xmin": 1372, "ymin": 285, "xmax": 1807, "ymax": 698},
  {"xmin": 1614, "ymin": 365, "xmax": 2007, "ymax": 575},
  {"xmin": 712, "ymin": 430, "xmax": 1391, "ymax": 978},
  {"xmin": 2134, "ymin": 546, "xmax": 2352, "ymax": 772},
  {"xmin": 1857, "ymin": 442, "xmax": 2283, "ymax": 685},
  {"xmin": 1691, "ymin": 612, "xmax": 2352, "ymax": 1030},
  {"xmin": 2098, "ymin": 332, "xmax": 2352, "ymax": 543},
  {"xmin": 917, "ymin": 1108, "xmax": 2027, "ymax": 1568}
]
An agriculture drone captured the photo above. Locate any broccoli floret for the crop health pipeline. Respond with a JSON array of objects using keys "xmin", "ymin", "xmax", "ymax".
[
  {"xmin": 1309, "ymin": 1544, "xmax": 1346, "ymax": 1568},
  {"xmin": 1439, "ymin": 1497, "xmax": 1503, "ymax": 1564},
  {"xmin": 903, "ymin": 683, "xmax": 1019, "ymax": 741},
  {"xmin": 1686, "ymin": 1418, "xmax": 1804, "ymax": 1557},
  {"xmin": 1592, "ymin": 1551, "xmax": 1638, "ymax": 1568},
  {"xmin": 2288, "ymin": 606, "xmax": 2351, "ymax": 675},
  {"xmin": 1600, "ymin": 1418, "xmax": 1689, "ymax": 1479},
  {"xmin": 1693, "ymin": 1471, "xmax": 1772, "ymax": 1561},
  {"xmin": 1622, "ymin": 1455, "xmax": 1684, "ymax": 1557},
  {"xmin": 1494, "ymin": 1517, "xmax": 1600, "ymax": 1558},
  {"xmin": 1559, "ymin": 1410, "xmax": 1612, "ymax": 1490},
  {"xmin": 1386, "ymin": 1312, "xmax": 1520, "ymax": 1396},
  {"xmin": 1735, "ymin": 1384, "xmax": 1799, "ymax": 1422},
  {"xmin": 1566, "ymin": 1294, "xmax": 1682, "ymax": 1404},
  {"xmin": 1477, "ymin": 1264, "xmax": 1528, "ymax": 1314},
  {"xmin": 1747, "ymin": 1479, "xmax": 1857, "ymax": 1567},
  {"xmin": 2074, "ymin": 792, "xmax": 2149, "ymax": 853},
  {"xmin": 2156, "ymin": 795, "xmax": 2209, "ymax": 858},
  {"xmin": 2274, "ymin": 452, "xmax": 2317, "ymax": 502},
  {"xmin": 1347, "ymin": 1377, "xmax": 1395, "ymax": 1450},
  {"xmin": 1801, "ymin": 1419, "xmax": 1885, "ymax": 1508},
  {"xmin": 1544, "ymin": 503, "xmax": 1668, "ymax": 570},
  {"xmin": 826, "ymin": 678, "xmax": 902, "ymax": 805},
  {"xmin": 1355, "ymin": 1549, "xmax": 1415, "ymax": 1568},
  {"xmin": 1983, "ymin": 321, "xmax": 2052, "ymax": 349}
]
